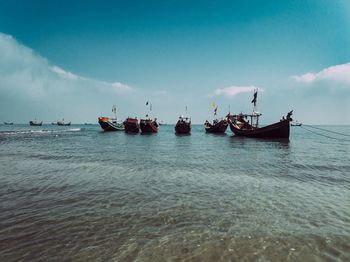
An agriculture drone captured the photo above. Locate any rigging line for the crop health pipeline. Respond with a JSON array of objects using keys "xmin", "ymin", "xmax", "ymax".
[
  {"xmin": 300, "ymin": 126, "xmax": 350, "ymax": 142},
  {"xmin": 303, "ymin": 124, "xmax": 350, "ymax": 137}
]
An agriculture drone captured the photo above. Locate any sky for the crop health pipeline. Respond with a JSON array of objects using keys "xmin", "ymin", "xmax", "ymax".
[{"xmin": 0, "ymin": 0, "xmax": 350, "ymax": 124}]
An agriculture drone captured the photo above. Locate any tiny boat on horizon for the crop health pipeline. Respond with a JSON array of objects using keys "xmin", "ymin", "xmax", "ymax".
[
  {"xmin": 175, "ymin": 115, "xmax": 191, "ymax": 134},
  {"xmin": 4, "ymin": 122, "xmax": 13, "ymax": 125},
  {"xmin": 29, "ymin": 120, "xmax": 43, "ymax": 126},
  {"xmin": 291, "ymin": 121, "xmax": 302, "ymax": 126},
  {"xmin": 124, "ymin": 117, "xmax": 140, "ymax": 133},
  {"xmin": 227, "ymin": 89, "xmax": 293, "ymax": 138},
  {"xmin": 57, "ymin": 119, "xmax": 71, "ymax": 126}
]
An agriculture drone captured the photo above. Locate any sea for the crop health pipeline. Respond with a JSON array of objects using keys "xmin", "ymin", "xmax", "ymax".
[{"xmin": 0, "ymin": 124, "xmax": 349, "ymax": 261}]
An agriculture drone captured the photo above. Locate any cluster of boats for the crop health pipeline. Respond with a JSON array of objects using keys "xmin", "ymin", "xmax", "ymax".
[
  {"xmin": 98, "ymin": 91, "xmax": 295, "ymax": 138},
  {"xmin": 28, "ymin": 119, "xmax": 71, "ymax": 126}
]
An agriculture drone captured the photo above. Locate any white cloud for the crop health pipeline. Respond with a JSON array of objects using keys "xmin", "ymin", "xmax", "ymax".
[
  {"xmin": 291, "ymin": 63, "xmax": 350, "ymax": 86},
  {"xmin": 213, "ymin": 85, "xmax": 260, "ymax": 97},
  {"xmin": 0, "ymin": 32, "xmax": 132, "ymax": 122}
]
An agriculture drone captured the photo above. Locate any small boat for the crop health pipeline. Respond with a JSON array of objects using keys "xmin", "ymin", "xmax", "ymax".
[
  {"xmin": 175, "ymin": 116, "xmax": 191, "ymax": 134},
  {"xmin": 57, "ymin": 119, "xmax": 71, "ymax": 126},
  {"xmin": 29, "ymin": 120, "xmax": 43, "ymax": 126},
  {"xmin": 123, "ymin": 117, "xmax": 140, "ymax": 133},
  {"xmin": 227, "ymin": 89, "xmax": 293, "ymax": 138},
  {"xmin": 51, "ymin": 122, "xmax": 57, "ymax": 125},
  {"xmin": 4, "ymin": 122, "xmax": 13, "ymax": 125},
  {"xmin": 291, "ymin": 121, "xmax": 302, "ymax": 126},
  {"xmin": 140, "ymin": 118, "xmax": 158, "ymax": 134},
  {"xmin": 204, "ymin": 119, "xmax": 228, "ymax": 133},
  {"xmin": 98, "ymin": 105, "xmax": 125, "ymax": 131},
  {"xmin": 98, "ymin": 117, "xmax": 124, "ymax": 131}
]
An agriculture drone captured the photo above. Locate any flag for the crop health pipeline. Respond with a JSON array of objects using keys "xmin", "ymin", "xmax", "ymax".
[
  {"xmin": 214, "ymin": 106, "xmax": 218, "ymax": 115},
  {"xmin": 251, "ymin": 90, "xmax": 257, "ymax": 104},
  {"xmin": 146, "ymin": 101, "xmax": 149, "ymax": 105}
]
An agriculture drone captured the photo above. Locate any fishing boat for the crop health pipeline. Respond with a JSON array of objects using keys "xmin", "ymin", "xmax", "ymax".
[
  {"xmin": 4, "ymin": 122, "xmax": 13, "ymax": 125},
  {"xmin": 204, "ymin": 102, "xmax": 228, "ymax": 133},
  {"xmin": 123, "ymin": 117, "xmax": 140, "ymax": 133},
  {"xmin": 204, "ymin": 119, "xmax": 228, "ymax": 133},
  {"xmin": 57, "ymin": 119, "xmax": 71, "ymax": 126},
  {"xmin": 98, "ymin": 105, "xmax": 125, "ymax": 131},
  {"xmin": 139, "ymin": 101, "xmax": 158, "ymax": 134},
  {"xmin": 29, "ymin": 120, "xmax": 42, "ymax": 126},
  {"xmin": 291, "ymin": 121, "xmax": 302, "ymax": 126},
  {"xmin": 140, "ymin": 118, "xmax": 158, "ymax": 133},
  {"xmin": 175, "ymin": 116, "xmax": 191, "ymax": 134},
  {"xmin": 227, "ymin": 89, "xmax": 293, "ymax": 138}
]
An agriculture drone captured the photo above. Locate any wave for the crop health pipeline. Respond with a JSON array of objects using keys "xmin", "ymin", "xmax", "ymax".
[{"xmin": 0, "ymin": 128, "xmax": 82, "ymax": 136}]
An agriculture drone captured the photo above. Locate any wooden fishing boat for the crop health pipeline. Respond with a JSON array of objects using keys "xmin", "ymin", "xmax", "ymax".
[
  {"xmin": 29, "ymin": 120, "xmax": 42, "ymax": 126},
  {"xmin": 57, "ymin": 119, "xmax": 71, "ymax": 126},
  {"xmin": 175, "ymin": 116, "xmax": 191, "ymax": 134},
  {"xmin": 227, "ymin": 89, "xmax": 293, "ymax": 138},
  {"xmin": 98, "ymin": 105, "xmax": 125, "ymax": 131},
  {"xmin": 98, "ymin": 117, "xmax": 124, "ymax": 131},
  {"xmin": 123, "ymin": 117, "xmax": 140, "ymax": 133},
  {"xmin": 140, "ymin": 118, "xmax": 158, "ymax": 134},
  {"xmin": 204, "ymin": 119, "xmax": 228, "ymax": 133},
  {"xmin": 4, "ymin": 122, "xmax": 13, "ymax": 125}
]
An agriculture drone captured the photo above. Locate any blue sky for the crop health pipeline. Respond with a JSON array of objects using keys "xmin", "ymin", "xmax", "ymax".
[{"xmin": 0, "ymin": 0, "xmax": 350, "ymax": 124}]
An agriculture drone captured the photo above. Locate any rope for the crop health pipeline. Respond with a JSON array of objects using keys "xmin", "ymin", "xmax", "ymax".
[
  {"xmin": 300, "ymin": 125, "xmax": 350, "ymax": 142},
  {"xmin": 303, "ymin": 124, "xmax": 350, "ymax": 137}
]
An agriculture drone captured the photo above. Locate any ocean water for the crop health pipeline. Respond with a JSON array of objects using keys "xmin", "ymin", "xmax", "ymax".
[{"xmin": 0, "ymin": 124, "xmax": 349, "ymax": 261}]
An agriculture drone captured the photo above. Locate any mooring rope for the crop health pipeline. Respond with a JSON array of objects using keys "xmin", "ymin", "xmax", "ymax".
[
  {"xmin": 300, "ymin": 125, "xmax": 350, "ymax": 142},
  {"xmin": 302, "ymin": 124, "xmax": 350, "ymax": 137}
]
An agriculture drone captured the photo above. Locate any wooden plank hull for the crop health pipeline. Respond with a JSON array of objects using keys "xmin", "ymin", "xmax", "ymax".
[
  {"xmin": 140, "ymin": 119, "xmax": 158, "ymax": 134},
  {"xmin": 124, "ymin": 118, "xmax": 140, "ymax": 133},
  {"xmin": 98, "ymin": 117, "xmax": 125, "ymax": 131},
  {"xmin": 205, "ymin": 120, "xmax": 228, "ymax": 133},
  {"xmin": 175, "ymin": 121, "xmax": 191, "ymax": 134},
  {"xmin": 229, "ymin": 119, "xmax": 290, "ymax": 138}
]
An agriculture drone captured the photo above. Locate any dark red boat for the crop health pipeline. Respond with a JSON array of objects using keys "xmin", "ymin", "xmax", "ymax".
[
  {"xmin": 228, "ymin": 112, "xmax": 292, "ymax": 138},
  {"xmin": 227, "ymin": 89, "xmax": 293, "ymax": 138},
  {"xmin": 123, "ymin": 117, "xmax": 140, "ymax": 133},
  {"xmin": 140, "ymin": 118, "xmax": 158, "ymax": 134},
  {"xmin": 204, "ymin": 119, "xmax": 228, "ymax": 133},
  {"xmin": 175, "ymin": 116, "xmax": 191, "ymax": 134}
]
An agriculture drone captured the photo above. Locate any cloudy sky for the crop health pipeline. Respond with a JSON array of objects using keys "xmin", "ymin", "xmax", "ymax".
[{"xmin": 1, "ymin": 0, "xmax": 350, "ymax": 124}]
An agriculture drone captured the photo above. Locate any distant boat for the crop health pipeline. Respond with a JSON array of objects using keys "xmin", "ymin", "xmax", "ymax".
[
  {"xmin": 98, "ymin": 105, "xmax": 125, "ymax": 131},
  {"xmin": 175, "ymin": 115, "xmax": 191, "ymax": 134},
  {"xmin": 57, "ymin": 119, "xmax": 71, "ymax": 126},
  {"xmin": 123, "ymin": 117, "xmax": 140, "ymax": 133},
  {"xmin": 140, "ymin": 118, "xmax": 158, "ymax": 134},
  {"xmin": 4, "ymin": 122, "xmax": 13, "ymax": 125},
  {"xmin": 204, "ymin": 119, "xmax": 228, "ymax": 133},
  {"xmin": 291, "ymin": 121, "xmax": 302, "ymax": 126},
  {"xmin": 227, "ymin": 89, "xmax": 293, "ymax": 138},
  {"xmin": 29, "ymin": 120, "xmax": 42, "ymax": 126}
]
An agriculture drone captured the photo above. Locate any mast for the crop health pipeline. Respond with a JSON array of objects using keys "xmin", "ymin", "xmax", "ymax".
[{"xmin": 112, "ymin": 105, "xmax": 117, "ymax": 120}]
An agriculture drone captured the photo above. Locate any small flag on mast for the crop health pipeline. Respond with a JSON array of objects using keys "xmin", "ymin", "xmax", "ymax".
[
  {"xmin": 251, "ymin": 90, "xmax": 258, "ymax": 105},
  {"xmin": 146, "ymin": 101, "xmax": 149, "ymax": 105},
  {"xmin": 214, "ymin": 106, "xmax": 218, "ymax": 115}
]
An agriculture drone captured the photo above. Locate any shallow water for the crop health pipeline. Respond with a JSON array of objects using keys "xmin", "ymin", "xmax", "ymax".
[{"xmin": 0, "ymin": 124, "xmax": 349, "ymax": 261}]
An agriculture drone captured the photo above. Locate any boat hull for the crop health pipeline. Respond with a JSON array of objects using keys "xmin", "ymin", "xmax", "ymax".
[
  {"xmin": 140, "ymin": 119, "xmax": 158, "ymax": 134},
  {"xmin": 229, "ymin": 119, "xmax": 290, "ymax": 138},
  {"xmin": 29, "ymin": 121, "xmax": 42, "ymax": 126},
  {"xmin": 175, "ymin": 121, "xmax": 191, "ymax": 134},
  {"xmin": 205, "ymin": 120, "xmax": 228, "ymax": 133},
  {"xmin": 57, "ymin": 122, "xmax": 71, "ymax": 126},
  {"xmin": 98, "ymin": 117, "xmax": 125, "ymax": 131},
  {"xmin": 124, "ymin": 118, "xmax": 140, "ymax": 133}
]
